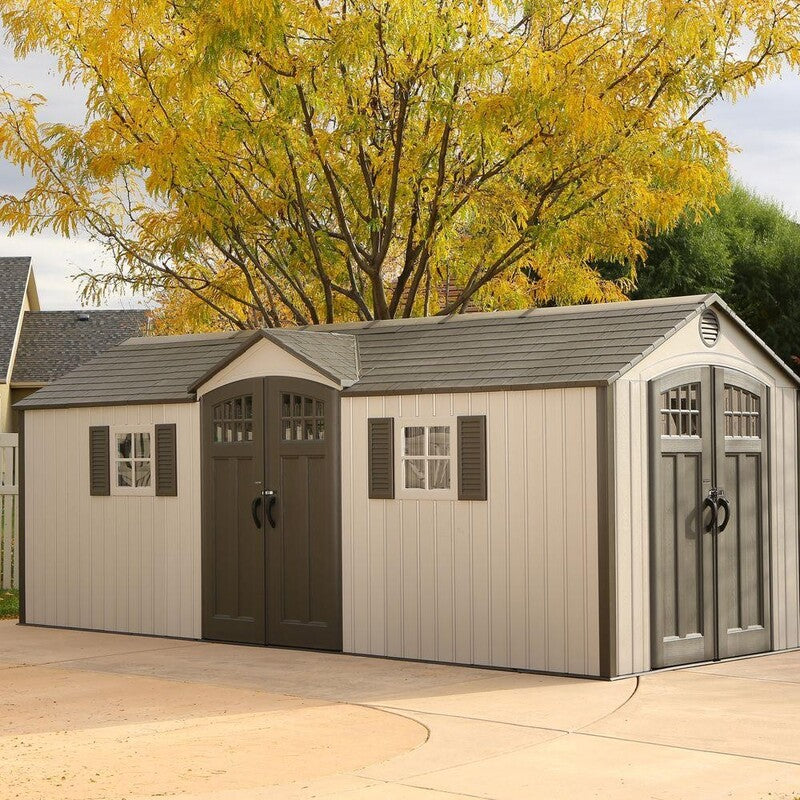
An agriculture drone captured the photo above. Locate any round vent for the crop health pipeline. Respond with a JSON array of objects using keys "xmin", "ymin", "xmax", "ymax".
[{"xmin": 700, "ymin": 309, "xmax": 720, "ymax": 347}]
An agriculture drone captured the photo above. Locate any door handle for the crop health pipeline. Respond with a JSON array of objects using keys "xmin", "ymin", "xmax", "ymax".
[
  {"xmin": 703, "ymin": 496, "xmax": 717, "ymax": 532},
  {"xmin": 251, "ymin": 495, "xmax": 263, "ymax": 529},
  {"xmin": 717, "ymin": 495, "xmax": 731, "ymax": 533},
  {"xmin": 264, "ymin": 490, "xmax": 278, "ymax": 529}
]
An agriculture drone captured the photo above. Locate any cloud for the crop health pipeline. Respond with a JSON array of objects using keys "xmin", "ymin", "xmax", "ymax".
[
  {"xmin": 705, "ymin": 72, "xmax": 800, "ymax": 217},
  {"xmin": 0, "ymin": 231, "xmax": 149, "ymax": 309}
]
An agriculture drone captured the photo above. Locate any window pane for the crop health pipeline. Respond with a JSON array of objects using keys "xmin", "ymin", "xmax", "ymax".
[
  {"xmin": 116, "ymin": 433, "xmax": 132, "ymax": 459},
  {"xmin": 134, "ymin": 460, "xmax": 151, "ymax": 488},
  {"xmin": 316, "ymin": 419, "xmax": 325, "ymax": 440},
  {"xmin": 282, "ymin": 420, "xmax": 292, "ymax": 441},
  {"xmin": 315, "ymin": 400, "xmax": 324, "ymax": 417},
  {"xmin": 304, "ymin": 420, "xmax": 315, "ymax": 440},
  {"xmin": 404, "ymin": 427, "xmax": 425, "ymax": 456},
  {"xmin": 429, "ymin": 426, "xmax": 450, "ymax": 456},
  {"xmin": 133, "ymin": 432, "xmax": 150, "ymax": 458},
  {"xmin": 429, "ymin": 459, "xmax": 450, "ymax": 489},
  {"xmin": 404, "ymin": 459, "xmax": 426, "ymax": 489},
  {"xmin": 244, "ymin": 422, "xmax": 253, "ymax": 441},
  {"xmin": 233, "ymin": 398, "xmax": 243, "ymax": 419},
  {"xmin": 117, "ymin": 460, "xmax": 133, "ymax": 487},
  {"xmin": 304, "ymin": 397, "xmax": 314, "ymax": 416},
  {"xmin": 281, "ymin": 394, "xmax": 291, "ymax": 417},
  {"xmin": 214, "ymin": 422, "xmax": 223, "ymax": 442},
  {"xmin": 224, "ymin": 423, "xmax": 234, "ymax": 443},
  {"xmin": 293, "ymin": 395, "xmax": 302, "ymax": 416},
  {"xmin": 244, "ymin": 395, "xmax": 253, "ymax": 420}
]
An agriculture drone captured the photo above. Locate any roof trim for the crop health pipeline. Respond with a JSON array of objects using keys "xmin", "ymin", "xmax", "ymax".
[
  {"xmin": 606, "ymin": 293, "xmax": 800, "ymax": 388},
  {"xmin": 342, "ymin": 378, "xmax": 609, "ymax": 397},
  {"xmin": 17, "ymin": 396, "xmax": 196, "ymax": 412},
  {"xmin": 302, "ymin": 294, "xmax": 714, "ymax": 333}
]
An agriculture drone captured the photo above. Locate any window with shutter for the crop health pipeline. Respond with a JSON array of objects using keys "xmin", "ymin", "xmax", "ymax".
[
  {"xmin": 368, "ymin": 418, "xmax": 394, "ymax": 499},
  {"xmin": 457, "ymin": 415, "xmax": 487, "ymax": 501}
]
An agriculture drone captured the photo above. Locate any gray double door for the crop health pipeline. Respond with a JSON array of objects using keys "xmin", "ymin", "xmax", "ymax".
[
  {"xmin": 201, "ymin": 376, "xmax": 342, "ymax": 650},
  {"xmin": 650, "ymin": 366, "xmax": 771, "ymax": 669}
]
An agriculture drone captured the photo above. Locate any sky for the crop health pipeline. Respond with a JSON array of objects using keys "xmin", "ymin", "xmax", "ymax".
[{"xmin": 1, "ymin": 43, "xmax": 800, "ymax": 310}]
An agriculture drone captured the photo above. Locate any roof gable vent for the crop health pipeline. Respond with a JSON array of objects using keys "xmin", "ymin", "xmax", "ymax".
[{"xmin": 700, "ymin": 308, "xmax": 720, "ymax": 347}]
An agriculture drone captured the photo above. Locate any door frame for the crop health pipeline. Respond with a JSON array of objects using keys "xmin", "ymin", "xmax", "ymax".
[
  {"xmin": 648, "ymin": 364, "xmax": 773, "ymax": 669},
  {"xmin": 200, "ymin": 374, "xmax": 343, "ymax": 650}
]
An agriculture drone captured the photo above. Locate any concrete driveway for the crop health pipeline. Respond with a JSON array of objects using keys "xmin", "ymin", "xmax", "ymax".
[{"xmin": 1, "ymin": 620, "xmax": 799, "ymax": 800}]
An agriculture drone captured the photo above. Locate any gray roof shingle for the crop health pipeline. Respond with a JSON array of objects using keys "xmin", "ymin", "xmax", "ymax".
[
  {"xmin": 11, "ymin": 310, "xmax": 149, "ymax": 384},
  {"xmin": 17, "ymin": 330, "xmax": 259, "ymax": 408},
  {"xmin": 0, "ymin": 256, "xmax": 32, "ymax": 381},
  {"xmin": 263, "ymin": 329, "xmax": 360, "ymax": 387},
  {"xmin": 17, "ymin": 294, "xmax": 798, "ymax": 410}
]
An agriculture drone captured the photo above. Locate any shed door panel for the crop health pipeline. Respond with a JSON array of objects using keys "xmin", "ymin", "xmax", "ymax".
[
  {"xmin": 265, "ymin": 378, "xmax": 342, "ymax": 650},
  {"xmin": 715, "ymin": 370, "xmax": 771, "ymax": 659},
  {"xmin": 650, "ymin": 369, "xmax": 715, "ymax": 668},
  {"xmin": 201, "ymin": 380, "xmax": 266, "ymax": 644}
]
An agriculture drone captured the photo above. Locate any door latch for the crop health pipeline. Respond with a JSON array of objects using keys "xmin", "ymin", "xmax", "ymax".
[{"xmin": 704, "ymin": 488, "xmax": 730, "ymax": 533}]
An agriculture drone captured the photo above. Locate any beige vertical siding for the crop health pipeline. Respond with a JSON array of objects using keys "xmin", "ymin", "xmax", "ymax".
[
  {"xmin": 613, "ymin": 312, "xmax": 800, "ymax": 675},
  {"xmin": 24, "ymin": 402, "xmax": 201, "ymax": 639},
  {"xmin": 341, "ymin": 387, "xmax": 602, "ymax": 676}
]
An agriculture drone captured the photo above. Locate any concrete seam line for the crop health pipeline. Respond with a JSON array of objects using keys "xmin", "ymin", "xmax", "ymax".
[
  {"xmin": 367, "ymin": 704, "xmax": 571, "ymax": 735},
  {"xmin": 574, "ymin": 674, "xmax": 640, "ymax": 732},
  {"xmin": 574, "ymin": 731, "xmax": 800, "ymax": 768},
  {"xmin": 679, "ymin": 670, "xmax": 800, "ymax": 686},
  {"xmin": 0, "ymin": 642, "xmax": 199, "ymax": 670}
]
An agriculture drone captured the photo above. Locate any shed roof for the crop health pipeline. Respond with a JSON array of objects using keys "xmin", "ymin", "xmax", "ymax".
[
  {"xmin": 11, "ymin": 310, "xmax": 149, "ymax": 384},
  {"xmin": 16, "ymin": 294, "xmax": 799, "ymax": 410}
]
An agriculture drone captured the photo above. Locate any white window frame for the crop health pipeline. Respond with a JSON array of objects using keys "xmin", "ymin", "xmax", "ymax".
[
  {"xmin": 110, "ymin": 425, "xmax": 155, "ymax": 496},
  {"xmin": 395, "ymin": 419, "xmax": 456, "ymax": 500}
]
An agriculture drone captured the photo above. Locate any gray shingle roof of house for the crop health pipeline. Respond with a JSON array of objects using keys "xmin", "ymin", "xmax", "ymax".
[
  {"xmin": 0, "ymin": 256, "xmax": 32, "ymax": 381},
  {"xmin": 11, "ymin": 310, "xmax": 149, "ymax": 384},
  {"xmin": 16, "ymin": 294, "xmax": 799, "ymax": 410}
]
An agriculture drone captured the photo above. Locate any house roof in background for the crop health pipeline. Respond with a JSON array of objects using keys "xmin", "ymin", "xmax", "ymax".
[
  {"xmin": 16, "ymin": 294, "xmax": 799, "ymax": 410},
  {"xmin": 11, "ymin": 310, "xmax": 150, "ymax": 384},
  {"xmin": 0, "ymin": 256, "xmax": 33, "ymax": 381}
]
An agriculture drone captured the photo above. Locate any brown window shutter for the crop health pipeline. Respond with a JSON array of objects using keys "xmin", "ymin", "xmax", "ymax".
[
  {"xmin": 155, "ymin": 423, "xmax": 178, "ymax": 496},
  {"xmin": 458, "ymin": 415, "xmax": 487, "ymax": 501},
  {"xmin": 89, "ymin": 426, "xmax": 110, "ymax": 496},
  {"xmin": 368, "ymin": 418, "xmax": 394, "ymax": 499}
]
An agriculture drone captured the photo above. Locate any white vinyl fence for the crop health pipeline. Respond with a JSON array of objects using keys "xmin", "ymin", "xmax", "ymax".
[{"xmin": 0, "ymin": 433, "xmax": 18, "ymax": 590}]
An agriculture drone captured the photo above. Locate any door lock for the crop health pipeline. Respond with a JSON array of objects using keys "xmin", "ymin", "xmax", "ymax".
[
  {"xmin": 263, "ymin": 489, "xmax": 278, "ymax": 528},
  {"xmin": 704, "ymin": 488, "xmax": 731, "ymax": 533}
]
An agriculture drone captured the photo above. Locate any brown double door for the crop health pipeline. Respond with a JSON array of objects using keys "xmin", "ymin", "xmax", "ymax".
[
  {"xmin": 201, "ymin": 377, "xmax": 341, "ymax": 650},
  {"xmin": 650, "ymin": 366, "xmax": 771, "ymax": 669}
]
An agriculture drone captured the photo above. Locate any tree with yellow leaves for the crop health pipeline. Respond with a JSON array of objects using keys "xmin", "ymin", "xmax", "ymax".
[{"xmin": 1, "ymin": 0, "xmax": 799, "ymax": 329}]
